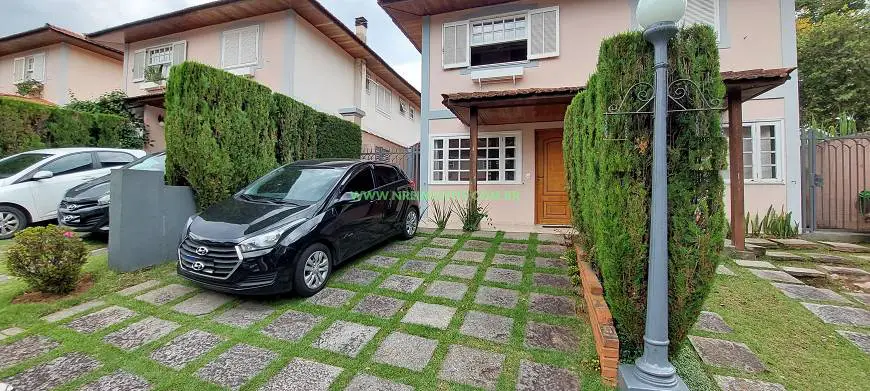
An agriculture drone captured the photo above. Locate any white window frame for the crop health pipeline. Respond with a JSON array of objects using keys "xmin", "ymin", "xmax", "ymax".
[
  {"xmin": 13, "ymin": 53, "xmax": 45, "ymax": 83},
  {"xmin": 409, "ymin": 108, "xmax": 415, "ymax": 121},
  {"xmin": 372, "ymin": 79, "xmax": 392, "ymax": 117},
  {"xmin": 722, "ymin": 120, "xmax": 784, "ymax": 184},
  {"xmin": 442, "ymin": 21, "xmax": 471, "ymax": 69},
  {"xmin": 221, "ymin": 25, "xmax": 260, "ymax": 69},
  {"xmin": 399, "ymin": 100, "xmax": 408, "ymax": 117},
  {"xmin": 430, "ymin": 131, "xmax": 523, "ymax": 185},
  {"xmin": 470, "ymin": 14, "xmax": 528, "ymax": 47}
]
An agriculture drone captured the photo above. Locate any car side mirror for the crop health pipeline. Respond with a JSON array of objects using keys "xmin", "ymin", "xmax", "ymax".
[
  {"xmin": 338, "ymin": 192, "xmax": 360, "ymax": 203},
  {"xmin": 32, "ymin": 170, "xmax": 53, "ymax": 180}
]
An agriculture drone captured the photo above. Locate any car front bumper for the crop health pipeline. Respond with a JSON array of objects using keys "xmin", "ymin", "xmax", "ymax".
[
  {"xmin": 176, "ymin": 242, "xmax": 297, "ymax": 295},
  {"xmin": 58, "ymin": 203, "xmax": 109, "ymax": 232}
]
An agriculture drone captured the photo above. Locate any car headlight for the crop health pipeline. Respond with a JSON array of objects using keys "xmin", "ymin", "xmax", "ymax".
[
  {"xmin": 183, "ymin": 216, "xmax": 195, "ymax": 234},
  {"xmin": 97, "ymin": 192, "xmax": 110, "ymax": 205},
  {"xmin": 238, "ymin": 219, "xmax": 307, "ymax": 253}
]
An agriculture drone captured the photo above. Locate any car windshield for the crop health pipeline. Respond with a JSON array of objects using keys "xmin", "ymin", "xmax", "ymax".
[
  {"xmin": 128, "ymin": 154, "xmax": 166, "ymax": 171},
  {"xmin": 242, "ymin": 166, "xmax": 344, "ymax": 205},
  {"xmin": 0, "ymin": 153, "xmax": 52, "ymax": 178}
]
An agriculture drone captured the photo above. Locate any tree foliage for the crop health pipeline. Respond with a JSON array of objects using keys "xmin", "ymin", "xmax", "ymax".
[
  {"xmin": 66, "ymin": 90, "xmax": 148, "ymax": 149},
  {"xmin": 796, "ymin": 0, "xmax": 865, "ymax": 23}
]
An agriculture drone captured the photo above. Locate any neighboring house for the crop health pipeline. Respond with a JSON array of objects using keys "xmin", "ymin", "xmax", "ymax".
[
  {"xmin": 380, "ymin": 0, "xmax": 800, "ymax": 230},
  {"xmin": 0, "ymin": 24, "xmax": 123, "ymax": 105},
  {"xmin": 87, "ymin": 0, "xmax": 421, "ymax": 153}
]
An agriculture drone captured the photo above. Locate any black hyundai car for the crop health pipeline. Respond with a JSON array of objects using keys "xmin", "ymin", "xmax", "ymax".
[{"xmin": 177, "ymin": 160, "xmax": 419, "ymax": 296}]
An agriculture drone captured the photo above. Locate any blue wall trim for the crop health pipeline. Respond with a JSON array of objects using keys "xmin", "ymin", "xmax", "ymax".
[
  {"xmin": 420, "ymin": 16, "xmax": 432, "ymax": 215},
  {"xmin": 780, "ymin": 0, "xmax": 802, "ymax": 228}
]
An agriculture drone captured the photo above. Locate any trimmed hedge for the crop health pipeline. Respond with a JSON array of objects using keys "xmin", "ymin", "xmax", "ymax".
[
  {"xmin": 564, "ymin": 25, "xmax": 727, "ymax": 356},
  {"xmin": 273, "ymin": 93, "xmax": 318, "ymax": 163},
  {"xmin": 316, "ymin": 114, "xmax": 363, "ymax": 159},
  {"xmin": 0, "ymin": 97, "xmax": 130, "ymax": 157}
]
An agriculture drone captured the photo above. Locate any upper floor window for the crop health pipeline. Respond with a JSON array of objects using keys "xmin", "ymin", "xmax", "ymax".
[
  {"xmin": 132, "ymin": 41, "xmax": 187, "ymax": 82},
  {"xmin": 409, "ymin": 108, "xmax": 415, "ymax": 121},
  {"xmin": 222, "ymin": 25, "xmax": 260, "ymax": 69},
  {"xmin": 443, "ymin": 6, "xmax": 559, "ymax": 69},
  {"xmin": 12, "ymin": 53, "xmax": 45, "ymax": 83},
  {"xmin": 683, "ymin": 0, "xmax": 721, "ymax": 38},
  {"xmin": 399, "ymin": 100, "xmax": 408, "ymax": 117},
  {"xmin": 367, "ymin": 77, "xmax": 392, "ymax": 117}
]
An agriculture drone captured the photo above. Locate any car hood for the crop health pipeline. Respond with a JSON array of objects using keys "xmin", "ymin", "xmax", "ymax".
[
  {"xmin": 64, "ymin": 174, "xmax": 111, "ymax": 200},
  {"xmin": 188, "ymin": 196, "xmax": 316, "ymax": 242}
]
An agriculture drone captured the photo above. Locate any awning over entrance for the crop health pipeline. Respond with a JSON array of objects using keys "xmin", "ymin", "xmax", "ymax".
[{"xmin": 124, "ymin": 92, "xmax": 166, "ymax": 109}]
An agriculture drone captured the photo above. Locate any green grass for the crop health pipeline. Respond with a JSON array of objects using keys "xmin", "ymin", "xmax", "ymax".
[{"xmin": 0, "ymin": 231, "xmax": 610, "ymax": 391}]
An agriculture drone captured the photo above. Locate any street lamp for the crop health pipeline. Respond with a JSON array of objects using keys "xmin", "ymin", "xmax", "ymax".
[{"xmin": 617, "ymin": 0, "xmax": 689, "ymax": 390}]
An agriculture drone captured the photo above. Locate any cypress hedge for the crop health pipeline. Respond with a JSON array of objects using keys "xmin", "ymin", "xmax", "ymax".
[
  {"xmin": 0, "ymin": 97, "xmax": 130, "ymax": 157},
  {"xmin": 316, "ymin": 114, "xmax": 363, "ymax": 159},
  {"xmin": 273, "ymin": 93, "xmax": 318, "ymax": 164},
  {"xmin": 564, "ymin": 25, "xmax": 727, "ymax": 356}
]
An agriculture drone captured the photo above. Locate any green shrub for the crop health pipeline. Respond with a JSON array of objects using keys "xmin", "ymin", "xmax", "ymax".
[
  {"xmin": 745, "ymin": 206, "xmax": 798, "ymax": 238},
  {"xmin": 316, "ymin": 113, "xmax": 362, "ymax": 159},
  {"xmin": 273, "ymin": 93, "xmax": 318, "ymax": 164},
  {"xmin": 66, "ymin": 90, "xmax": 148, "ymax": 149},
  {"xmin": 564, "ymin": 25, "xmax": 727, "ymax": 356},
  {"xmin": 164, "ymin": 62, "xmax": 277, "ymax": 210},
  {"xmin": 6, "ymin": 225, "xmax": 88, "ymax": 294},
  {"xmin": 428, "ymin": 199, "xmax": 452, "ymax": 229},
  {"xmin": 451, "ymin": 198, "xmax": 491, "ymax": 232}
]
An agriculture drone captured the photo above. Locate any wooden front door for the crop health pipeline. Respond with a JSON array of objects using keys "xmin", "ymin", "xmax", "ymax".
[{"xmin": 535, "ymin": 129, "xmax": 570, "ymax": 225}]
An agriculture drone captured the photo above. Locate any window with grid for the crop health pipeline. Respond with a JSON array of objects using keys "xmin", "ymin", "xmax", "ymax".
[
  {"xmin": 399, "ymin": 101, "xmax": 408, "ymax": 116},
  {"xmin": 147, "ymin": 45, "xmax": 173, "ymax": 77},
  {"xmin": 722, "ymin": 122, "xmax": 781, "ymax": 182},
  {"xmin": 469, "ymin": 15, "xmax": 528, "ymax": 66},
  {"xmin": 432, "ymin": 134, "xmax": 520, "ymax": 183}
]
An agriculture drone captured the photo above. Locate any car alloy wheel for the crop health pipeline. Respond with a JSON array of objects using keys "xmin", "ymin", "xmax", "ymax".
[
  {"xmin": 303, "ymin": 250, "xmax": 330, "ymax": 289},
  {"xmin": 0, "ymin": 212, "xmax": 20, "ymax": 236},
  {"xmin": 405, "ymin": 209, "xmax": 418, "ymax": 236}
]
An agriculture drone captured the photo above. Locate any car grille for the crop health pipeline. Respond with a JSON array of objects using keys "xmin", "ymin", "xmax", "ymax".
[
  {"xmin": 60, "ymin": 200, "xmax": 98, "ymax": 211},
  {"xmin": 179, "ymin": 236, "xmax": 241, "ymax": 279}
]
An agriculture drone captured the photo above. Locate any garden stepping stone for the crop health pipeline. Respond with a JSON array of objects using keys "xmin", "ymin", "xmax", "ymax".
[
  {"xmin": 405, "ymin": 236, "xmax": 429, "ymax": 246},
  {"xmin": 782, "ymin": 266, "xmax": 827, "ymax": 278},
  {"xmin": 1, "ymin": 327, "xmax": 25, "ymax": 337},
  {"xmin": 260, "ymin": 358, "xmax": 342, "ymax": 391},
  {"xmin": 346, "ymin": 373, "xmax": 413, "ymax": 391},
  {"xmin": 820, "ymin": 241, "xmax": 870, "ymax": 253},
  {"xmin": 734, "ymin": 260, "xmax": 777, "ymax": 269},
  {"xmin": 335, "ymin": 268, "xmax": 381, "ymax": 286},
  {"xmin": 380, "ymin": 275, "xmax": 424, "ymax": 293},
  {"xmin": 836, "ymin": 330, "xmax": 870, "ymax": 355},
  {"xmin": 801, "ymin": 303, "xmax": 870, "ymax": 327},
  {"xmin": 440, "ymin": 264, "xmax": 479, "ymax": 279},
  {"xmin": 196, "ymin": 344, "xmax": 277, "ymax": 391},
  {"xmin": 382, "ymin": 242, "xmax": 414, "ymax": 254},
  {"xmin": 772, "ymin": 282, "xmax": 849, "ymax": 303},
  {"xmin": 262, "ymin": 310, "xmax": 324, "ymax": 341},
  {"xmin": 693, "ymin": 311, "xmax": 733, "ymax": 333},
  {"xmin": 417, "ymin": 247, "xmax": 449, "ymax": 258},
  {"xmin": 173, "ymin": 291, "xmax": 234, "ymax": 316},
  {"xmin": 116, "ymin": 280, "xmax": 161, "ymax": 296},
  {"xmin": 529, "ymin": 293, "xmax": 575, "ymax": 316},
  {"xmin": 135, "ymin": 284, "xmax": 196, "ymax": 305},
  {"xmin": 0, "ymin": 335, "xmax": 59, "ymax": 370},
  {"xmin": 499, "ymin": 242, "xmax": 529, "ymax": 252},
  {"xmin": 438, "ymin": 345, "xmax": 505, "ymax": 390},
  {"xmin": 66, "ymin": 305, "xmax": 136, "ymax": 334},
  {"xmin": 431, "ymin": 237, "xmax": 458, "ymax": 247},
  {"xmin": 533, "ymin": 272, "xmax": 572, "ymax": 290},
  {"xmin": 373, "ymin": 331, "xmax": 438, "ymax": 371},
  {"xmin": 524, "ymin": 322, "xmax": 580, "ymax": 353},
  {"xmin": 516, "ymin": 360, "xmax": 580, "ymax": 391},
  {"xmin": 400, "ymin": 259, "xmax": 438, "ymax": 274},
  {"xmin": 535, "ymin": 257, "xmax": 567, "ymax": 269},
  {"xmin": 459, "ymin": 310, "xmax": 514, "ymax": 344},
  {"xmin": 503, "ymin": 232, "xmax": 530, "ymax": 240},
  {"xmin": 475, "ymin": 286, "xmax": 520, "ymax": 309},
  {"xmin": 104, "ymin": 316, "xmax": 180, "ymax": 350},
  {"xmin": 425, "ymin": 280, "xmax": 469, "ymax": 301},
  {"xmin": 150, "ymin": 329, "xmax": 224, "ymax": 369},
  {"xmin": 0, "ymin": 274, "xmax": 9, "ymax": 283},
  {"xmin": 688, "ymin": 336, "xmax": 766, "ymax": 373},
  {"xmin": 471, "ymin": 230, "xmax": 498, "ymax": 238},
  {"xmin": 366, "ymin": 255, "xmax": 399, "ymax": 268},
  {"xmin": 714, "ymin": 375, "xmax": 786, "ymax": 391},
  {"xmin": 484, "ymin": 267, "xmax": 522, "ymax": 285},
  {"xmin": 817, "ymin": 265, "xmax": 870, "ymax": 276},
  {"xmin": 213, "ymin": 301, "xmax": 275, "ymax": 328},
  {"xmin": 453, "ymin": 250, "xmax": 486, "ymax": 262},
  {"xmin": 765, "ymin": 251, "xmax": 806, "ymax": 261},
  {"xmin": 418, "ymin": 227, "xmax": 437, "ymax": 234},
  {"xmin": 848, "ymin": 292, "xmax": 870, "ymax": 306},
  {"xmin": 769, "ymin": 238, "xmax": 818, "ymax": 249},
  {"xmin": 79, "ymin": 370, "xmax": 152, "ymax": 391},
  {"xmin": 401, "ymin": 302, "xmax": 456, "ymax": 329},
  {"xmin": 716, "ymin": 265, "xmax": 736, "ymax": 276},
  {"xmin": 537, "ymin": 244, "xmax": 565, "ymax": 254},
  {"xmin": 463, "ymin": 239, "xmax": 493, "ymax": 250},
  {"xmin": 441, "ymin": 228, "xmax": 465, "ymax": 236},
  {"xmin": 492, "ymin": 253, "xmax": 525, "ymax": 266},
  {"xmin": 352, "ymin": 294, "xmax": 405, "ymax": 318},
  {"xmin": 311, "ymin": 320, "xmax": 379, "ymax": 357},
  {"xmin": 805, "ymin": 253, "xmax": 850, "ymax": 264},
  {"xmin": 536, "ymin": 233, "xmax": 564, "ymax": 244},
  {"xmin": 2, "ymin": 352, "xmax": 101, "ymax": 391},
  {"xmin": 306, "ymin": 287, "xmax": 356, "ymax": 307},
  {"xmin": 744, "ymin": 238, "xmax": 779, "ymax": 248},
  {"xmin": 748, "ymin": 269, "xmax": 805, "ymax": 284},
  {"xmin": 41, "ymin": 299, "xmax": 105, "ymax": 323}
]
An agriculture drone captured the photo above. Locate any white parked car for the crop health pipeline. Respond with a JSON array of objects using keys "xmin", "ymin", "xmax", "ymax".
[{"xmin": 0, "ymin": 148, "xmax": 146, "ymax": 239}]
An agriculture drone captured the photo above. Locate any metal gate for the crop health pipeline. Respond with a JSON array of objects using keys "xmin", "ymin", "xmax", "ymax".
[
  {"xmin": 360, "ymin": 144, "xmax": 421, "ymax": 184},
  {"xmin": 801, "ymin": 130, "xmax": 870, "ymax": 232}
]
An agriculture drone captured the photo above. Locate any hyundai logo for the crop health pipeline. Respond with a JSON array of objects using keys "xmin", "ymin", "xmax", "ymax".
[
  {"xmin": 192, "ymin": 261, "xmax": 205, "ymax": 271},
  {"xmin": 66, "ymin": 204, "xmax": 79, "ymax": 211},
  {"xmin": 195, "ymin": 246, "xmax": 209, "ymax": 256}
]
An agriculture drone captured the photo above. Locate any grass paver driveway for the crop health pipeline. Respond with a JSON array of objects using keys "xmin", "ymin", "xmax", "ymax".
[{"xmin": 0, "ymin": 231, "xmax": 606, "ymax": 390}]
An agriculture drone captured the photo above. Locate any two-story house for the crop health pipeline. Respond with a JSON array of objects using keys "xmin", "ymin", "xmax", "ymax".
[
  {"xmin": 0, "ymin": 24, "xmax": 123, "ymax": 105},
  {"xmin": 87, "ymin": 0, "xmax": 421, "ymax": 153},
  {"xmin": 380, "ymin": 0, "xmax": 800, "ymax": 232}
]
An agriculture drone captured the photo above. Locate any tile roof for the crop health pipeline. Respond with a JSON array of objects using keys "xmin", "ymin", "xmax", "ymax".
[{"xmin": 0, "ymin": 93, "xmax": 57, "ymax": 106}]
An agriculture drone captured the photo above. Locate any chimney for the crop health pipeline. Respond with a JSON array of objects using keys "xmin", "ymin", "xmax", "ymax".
[{"xmin": 355, "ymin": 17, "xmax": 368, "ymax": 43}]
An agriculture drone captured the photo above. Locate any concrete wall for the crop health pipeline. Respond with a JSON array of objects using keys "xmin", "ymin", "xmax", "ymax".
[{"xmin": 108, "ymin": 168, "xmax": 195, "ymax": 272}]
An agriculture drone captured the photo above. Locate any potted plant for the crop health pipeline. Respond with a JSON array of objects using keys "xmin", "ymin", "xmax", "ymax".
[
  {"xmin": 859, "ymin": 190, "xmax": 870, "ymax": 218},
  {"xmin": 141, "ymin": 65, "xmax": 167, "ymax": 91},
  {"xmin": 15, "ymin": 79, "xmax": 44, "ymax": 98}
]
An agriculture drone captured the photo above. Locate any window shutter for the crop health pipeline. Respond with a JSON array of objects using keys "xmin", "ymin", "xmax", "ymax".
[
  {"xmin": 223, "ymin": 31, "xmax": 240, "ymax": 68},
  {"xmin": 442, "ymin": 22, "xmax": 469, "ymax": 69},
  {"xmin": 132, "ymin": 50, "xmax": 146, "ymax": 81},
  {"xmin": 529, "ymin": 7, "xmax": 559, "ymax": 59},
  {"xmin": 171, "ymin": 41, "xmax": 187, "ymax": 65},
  {"xmin": 684, "ymin": 0, "xmax": 719, "ymax": 32},
  {"xmin": 12, "ymin": 57, "xmax": 25, "ymax": 83},
  {"xmin": 31, "ymin": 53, "xmax": 45, "ymax": 81},
  {"xmin": 239, "ymin": 27, "xmax": 258, "ymax": 66}
]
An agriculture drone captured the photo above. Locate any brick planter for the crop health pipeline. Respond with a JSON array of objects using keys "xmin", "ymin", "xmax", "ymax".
[{"xmin": 574, "ymin": 244, "xmax": 619, "ymax": 386}]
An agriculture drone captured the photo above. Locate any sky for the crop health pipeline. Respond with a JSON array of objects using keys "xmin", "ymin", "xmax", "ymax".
[{"xmin": 0, "ymin": 0, "xmax": 423, "ymax": 90}]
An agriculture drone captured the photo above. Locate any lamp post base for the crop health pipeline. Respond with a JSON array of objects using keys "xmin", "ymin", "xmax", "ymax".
[{"xmin": 618, "ymin": 364, "xmax": 689, "ymax": 391}]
